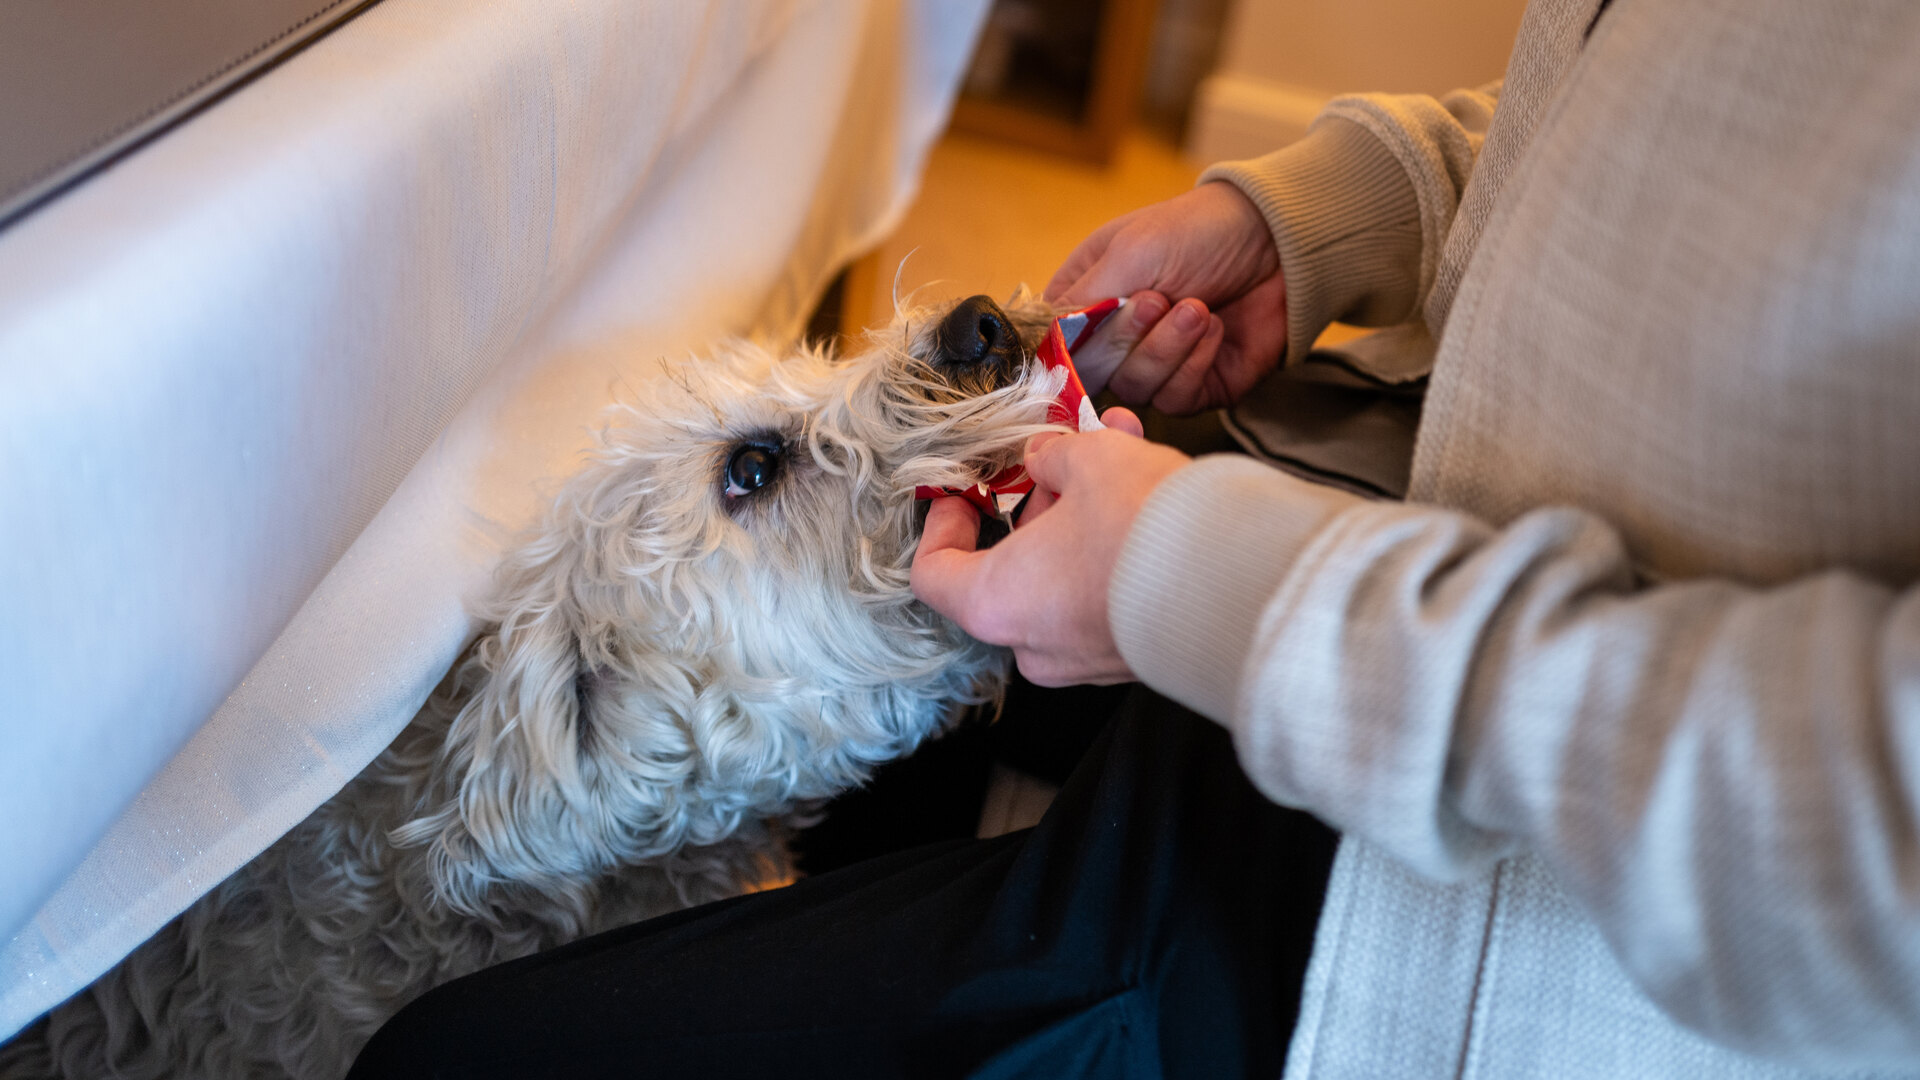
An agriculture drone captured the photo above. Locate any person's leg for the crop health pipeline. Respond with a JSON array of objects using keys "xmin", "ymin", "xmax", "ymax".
[
  {"xmin": 350, "ymin": 689, "xmax": 1336, "ymax": 1080},
  {"xmin": 794, "ymin": 676, "xmax": 1130, "ymax": 875}
]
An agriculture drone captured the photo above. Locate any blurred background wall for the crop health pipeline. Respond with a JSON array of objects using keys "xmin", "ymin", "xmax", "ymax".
[
  {"xmin": 1186, "ymin": 0, "xmax": 1528, "ymax": 161},
  {"xmin": 836, "ymin": 0, "xmax": 1528, "ymax": 334}
]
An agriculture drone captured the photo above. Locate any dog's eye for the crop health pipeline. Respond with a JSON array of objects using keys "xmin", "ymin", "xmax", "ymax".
[{"xmin": 724, "ymin": 443, "xmax": 782, "ymax": 498}]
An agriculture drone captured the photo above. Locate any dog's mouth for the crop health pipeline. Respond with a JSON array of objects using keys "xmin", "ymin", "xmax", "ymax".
[{"xmin": 912, "ymin": 295, "xmax": 1121, "ymax": 530}]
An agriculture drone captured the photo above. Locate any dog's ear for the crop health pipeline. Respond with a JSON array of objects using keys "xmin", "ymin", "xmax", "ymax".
[
  {"xmin": 392, "ymin": 516, "xmax": 754, "ymax": 920},
  {"xmin": 389, "ymin": 534, "xmax": 632, "ymax": 916}
]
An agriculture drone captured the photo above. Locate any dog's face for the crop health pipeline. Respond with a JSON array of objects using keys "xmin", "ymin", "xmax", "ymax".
[{"xmin": 407, "ymin": 292, "xmax": 1067, "ymax": 902}]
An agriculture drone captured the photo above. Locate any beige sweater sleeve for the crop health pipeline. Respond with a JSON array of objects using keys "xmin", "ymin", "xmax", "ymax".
[
  {"xmin": 1110, "ymin": 459, "xmax": 1920, "ymax": 1067},
  {"xmin": 1199, "ymin": 86, "xmax": 1498, "ymax": 369}
]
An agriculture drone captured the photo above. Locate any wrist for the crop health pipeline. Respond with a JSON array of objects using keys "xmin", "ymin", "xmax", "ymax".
[
  {"xmin": 1200, "ymin": 118, "xmax": 1420, "ymax": 367},
  {"xmin": 1193, "ymin": 180, "xmax": 1282, "ymax": 293},
  {"xmin": 1108, "ymin": 456, "xmax": 1359, "ymax": 723}
]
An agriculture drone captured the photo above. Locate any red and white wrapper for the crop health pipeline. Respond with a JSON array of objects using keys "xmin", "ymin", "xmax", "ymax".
[{"xmin": 915, "ymin": 297, "xmax": 1125, "ymax": 523}]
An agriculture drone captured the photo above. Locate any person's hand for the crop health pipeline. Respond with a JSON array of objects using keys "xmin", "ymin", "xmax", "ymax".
[
  {"xmin": 1046, "ymin": 182, "xmax": 1288, "ymax": 415},
  {"xmin": 911, "ymin": 407, "xmax": 1189, "ymax": 686}
]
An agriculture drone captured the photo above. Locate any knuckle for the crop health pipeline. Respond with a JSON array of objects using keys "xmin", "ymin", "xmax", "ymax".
[
  {"xmin": 970, "ymin": 609, "xmax": 1011, "ymax": 647},
  {"xmin": 947, "ymin": 582, "xmax": 1003, "ymax": 644},
  {"xmin": 1015, "ymin": 654, "xmax": 1068, "ymax": 689},
  {"xmin": 1153, "ymin": 390, "xmax": 1193, "ymax": 416},
  {"xmin": 1012, "ymin": 652, "xmax": 1050, "ymax": 685},
  {"xmin": 1108, "ymin": 368, "xmax": 1153, "ymax": 406}
]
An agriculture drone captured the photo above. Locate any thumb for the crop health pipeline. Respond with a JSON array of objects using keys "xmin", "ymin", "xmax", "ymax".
[
  {"xmin": 1023, "ymin": 429, "xmax": 1100, "ymax": 497},
  {"xmin": 1047, "ymin": 224, "xmax": 1120, "ymax": 303},
  {"xmin": 1054, "ymin": 219, "xmax": 1165, "ymax": 308},
  {"xmin": 1100, "ymin": 406, "xmax": 1144, "ymax": 438}
]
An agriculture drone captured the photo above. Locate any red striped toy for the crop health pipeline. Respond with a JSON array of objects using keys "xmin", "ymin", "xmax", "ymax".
[{"xmin": 915, "ymin": 297, "xmax": 1125, "ymax": 525}]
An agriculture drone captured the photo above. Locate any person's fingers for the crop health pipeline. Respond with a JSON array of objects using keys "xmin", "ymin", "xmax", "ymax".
[
  {"xmin": 1023, "ymin": 427, "xmax": 1111, "ymax": 497},
  {"xmin": 911, "ymin": 497, "xmax": 987, "ymax": 629},
  {"xmin": 1020, "ymin": 485, "xmax": 1057, "ymax": 522},
  {"xmin": 1190, "ymin": 273, "xmax": 1289, "ymax": 408},
  {"xmin": 1071, "ymin": 291, "xmax": 1168, "ymax": 395},
  {"xmin": 1044, "ymin": 213, "xmax": 1130, "ymax": 302},
  {"xmin": 1014, "ymin": 652, "xmax": 1073, "ymax": 689},
  {"xmin": 1052, "ymin": 207, "xmax": 1177, "ymax": 308},
  {"xmin": 1099, "ymin": 405, "xmax": 1144, "ymax": 438},
  {"xmin": 1017, "ymin": 651, "xmax": 1134, "ymax": 689},
  {"xmin": 1019, "ymin": 412, "xmax": 1133, "ymax": 524},
  {"xmin": 1107, "ymin": 298, "xmax": 1211, "ymax": 405},
  {"xmin": 1025, "ymin": 431, "xmax": 1066, "ymax": 461},
  {"xmin": 919, "ymin": 494, "xmax": 981, "ymax": 556},
  {"xmin": 1152, "ymin": 314, "xmax": 1228, "ymax": 415},
  {"xmin": 1044, "ymin": 254, "xmax": 1094, "ymax": 305},
  {"xmin": 1056, "ymin": 247, "xmax": 1151, "ymax": 311},
  {"xmin": 1003, "ymin": 431, "xmax": 1067, "ymax": 524}
]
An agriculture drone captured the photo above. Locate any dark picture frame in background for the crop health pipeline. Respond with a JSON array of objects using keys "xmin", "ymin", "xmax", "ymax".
[{"xmin": 951, "ymin": 0, "xmax": 1161, "ymax": 165}]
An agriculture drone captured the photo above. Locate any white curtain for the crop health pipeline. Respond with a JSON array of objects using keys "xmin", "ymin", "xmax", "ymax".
[{"xmin": 0, "ymin": 0, "xmax": 986, "ymax": 1037}]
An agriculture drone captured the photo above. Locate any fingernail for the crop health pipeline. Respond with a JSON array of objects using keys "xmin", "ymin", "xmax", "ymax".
[
  {"xmin": 1131, "ymin": 292, "xmax": 1169, "ymax": 324},
  {"xmin": 1173, "ymin": 301, "xmax": 1205, "ymax": 333}
]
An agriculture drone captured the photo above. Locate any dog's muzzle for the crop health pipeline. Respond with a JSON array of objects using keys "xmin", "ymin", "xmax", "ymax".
[{"xmin": 934, "ymin": 294, "xmax": 1024, "ymax": 376}]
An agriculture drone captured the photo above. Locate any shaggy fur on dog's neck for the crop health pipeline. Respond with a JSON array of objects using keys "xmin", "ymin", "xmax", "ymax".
[{"xmin": 0, "ymin": 293, "xmax": 1067, "ymax": 1080}]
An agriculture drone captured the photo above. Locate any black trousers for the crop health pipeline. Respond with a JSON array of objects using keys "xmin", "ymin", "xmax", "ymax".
[{"xmin": 349, "ymin": 687, "xmax": 1337, "ymax": 1080}]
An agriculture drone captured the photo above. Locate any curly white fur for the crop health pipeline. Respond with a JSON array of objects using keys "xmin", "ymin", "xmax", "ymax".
[{"xmin": 0, "ymin": 293, "xmax": 1065, "ymax": 1080}]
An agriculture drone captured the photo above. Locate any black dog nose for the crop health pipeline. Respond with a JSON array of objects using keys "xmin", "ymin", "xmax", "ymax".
[{"xmin": 934, "ymin": 295, "xmax": 1022, "ymax": 369}]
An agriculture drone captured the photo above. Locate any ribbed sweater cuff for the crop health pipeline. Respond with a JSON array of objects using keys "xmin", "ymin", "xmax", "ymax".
[
  {"xmin": 1110, "ymin": 456, "xmax": 1360, "ymax": 724},
  {"xmin": 1200, "ymin": 118, "xmax": 1423, "ymax": 367}
]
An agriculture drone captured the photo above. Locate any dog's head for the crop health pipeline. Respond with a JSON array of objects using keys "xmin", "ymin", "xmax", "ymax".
[{"xmin": 400, "ymin": 291, "xmax": 1069, "ymax": 908}]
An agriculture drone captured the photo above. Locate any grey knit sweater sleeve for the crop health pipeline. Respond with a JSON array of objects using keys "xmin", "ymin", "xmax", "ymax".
[
  {"xmin": 1110, "ymin": 461, "xmax": 1920, "ymax": 1068},
  {"xmin": 1115, "ymin": 0, "xmax": 1920, "ymax": 1065},
  {"xmin": 1197, "ymin": 85, "xmax": 1497, "ymax": 370}
]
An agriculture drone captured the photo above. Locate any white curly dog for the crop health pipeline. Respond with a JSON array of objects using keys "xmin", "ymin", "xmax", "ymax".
[{"xmin": 0, "ymin": 292, "xmax": 1068, "ymax": 1079}]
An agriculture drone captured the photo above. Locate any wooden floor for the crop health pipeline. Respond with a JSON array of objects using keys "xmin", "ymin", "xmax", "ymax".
[
  {"xmin": 841, "ymin": 127, "xmax": 1204, "ymax": 334},
  {"xmin": 841, "ymin": 124, "xmax": 1364, "ymax": 352}
]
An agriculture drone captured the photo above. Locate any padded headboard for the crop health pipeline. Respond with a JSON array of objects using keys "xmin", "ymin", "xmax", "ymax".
[{"xmin": 0, "ymin": 0, "xmax": 377, "ymax": 228}]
